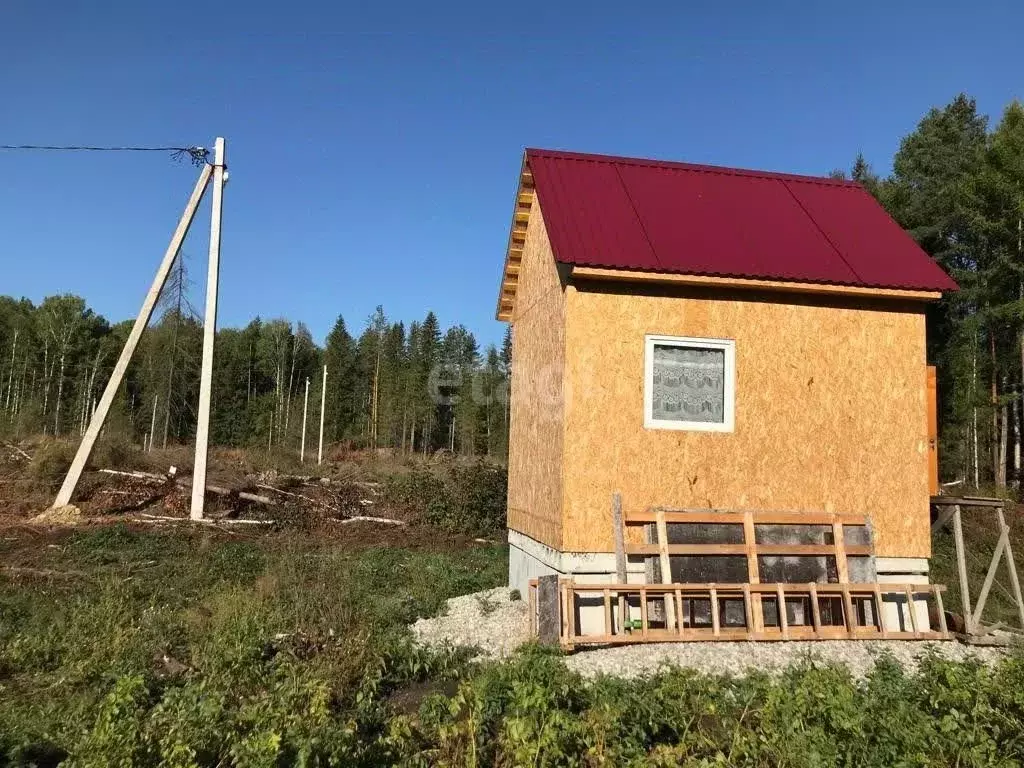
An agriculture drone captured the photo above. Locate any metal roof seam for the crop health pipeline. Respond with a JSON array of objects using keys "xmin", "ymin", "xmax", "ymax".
[
  {"xmin": 779, "ymin": 178, "xmax": 864, "ymax": 283},
  {"xmin": 612, "ymin": 163, "xmax": 662, "ymax": 270}
]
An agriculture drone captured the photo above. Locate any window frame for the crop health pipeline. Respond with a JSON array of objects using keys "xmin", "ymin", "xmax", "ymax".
[{"xmin": 643, "ymin": 334, "xmax": 736, "ymax": 433}]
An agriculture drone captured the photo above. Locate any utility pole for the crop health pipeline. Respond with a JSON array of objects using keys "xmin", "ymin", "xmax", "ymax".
[
  {"xmin": 300, "ymin": 376, "xmax": 310, "ymax": 463},
  {"xmin": 191, "ymin": 137, "xmax": 227, "ymax": 521},
  {"xmin": 318, "ymin": 365, "xmax": 327, "ymax": 465},
  {"xmin": 53, "ymin": 159, "xmax": 214, "ymax": 509}
]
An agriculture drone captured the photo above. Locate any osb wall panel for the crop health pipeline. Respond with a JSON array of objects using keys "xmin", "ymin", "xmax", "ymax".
[
  {"xmin": 561, "ymin": 283, "xmax": 931, "ymax": 559},
  {"xmin": 506, "ymin": 201, "xmax": 565, "ymax": 549}
]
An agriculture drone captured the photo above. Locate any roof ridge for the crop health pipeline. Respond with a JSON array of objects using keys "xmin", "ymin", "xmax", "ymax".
[{"xmin": 525, "ymin": 147, "xmax": 861, "ymax": 189}]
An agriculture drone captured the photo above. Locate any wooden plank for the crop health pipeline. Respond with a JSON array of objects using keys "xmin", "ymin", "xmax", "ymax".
[
  {"xmin": 927, "ymin": 365, "xmax": 939, "ymax": 496},
  {"xmin": 743, "ymin": 510, "xmax": 764, "ymax": 632},
  {"xmin": 809, "ymin": 583, "xmax": 822, "ymax": 636},
  {"xmin": 576, "ymin": 582, "xmax": 947, "ymax": 594},
  {"xmin": 742, "ymin": 584, "xmax": 753, "ymax": 634},
  {"xmin": 603, "ymin": 589, "xmax": 612, "ymax": 637},
  {"xmin": 833, "ymin": 521, "xmax": 850, "ymax": 584},
  {"xmin": 841, "ymin": 584, "xmax": 856, "ymax": 633},
  {"xmin": 710, "ymin": 587, "xmax": 721, "ymax": 637},
  {"xmin": 628, "ymin": 509, "xmax": 868, "ymax": 526},
  {"xmin": 528, "ymin": 580, "xmax": 537, "ymax": 636},
  {"xmin": 537, "ymin": 575, "xmax": 560, "ymax": 645},
  {"xmin": 932, "ymin": 496, "xmax": 1006, "ymax": 508},
  {"xmin": 997, "ymin": 506, "xmax": 1024, "ymax": 630},
  {"xmin": 934, "ymin": 586, "xmax": 948, "ymax": 635},
  {"xmin": 612, "ymin": 492, "xmax": 626, "ymax": 634},
  {"xmin": 905, "ymin": 586, "xmax": 919, "ymax": 637},
  {"xmin": 675, "ymin": 588, "xmax": 685, "ymax": 636},
  {"xmin": 776, "ymin": 584, "xmax": 789, "ymax": 639},
  {"xmin": 971, "ymin": 527, "xmax": 1009, "ymax": 630},
  {"xmin": 655, "ymin": 508, "xmax": 676, "ymax": 630},
  {"xmin": 951, "ymin": 505, "xmax": 974, "ymax": 635},
  {"xmin": 626, "ymin": 543, "xmax": 872, "ymax": 557},
  {"xmin": 873, "ymin": 584, "xmax": 885, "ymax": 631},
  {"xmin": 640, "ymin": 586, "xmax": 649, "ymax": 639}
]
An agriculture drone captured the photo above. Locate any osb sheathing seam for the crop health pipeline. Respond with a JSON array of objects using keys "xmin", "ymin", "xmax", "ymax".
[
  {"xmin": 561, "ymin": 284, "xmax": 931, "ymax": 559},
  {"xmin": 506, "ymin": 200, "xmax": 565, "ymax": 550}
]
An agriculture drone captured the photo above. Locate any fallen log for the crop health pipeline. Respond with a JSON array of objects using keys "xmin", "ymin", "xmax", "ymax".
[
  {"xmin": 333, "ymin": 515, "xmax": 406, "ymax": 526},
  {"xmin": 98, "ymin": 468, "xmax": 276, "ymax": 506}
]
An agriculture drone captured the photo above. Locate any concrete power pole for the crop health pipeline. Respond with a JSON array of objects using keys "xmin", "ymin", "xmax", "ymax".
[
  {"xmin": 190, "ymin": 138, "xmax": 227, "ymax": 521},
  {"xmin": 52, "ymin": 161, "xmax": 214, "ymax": 509}
]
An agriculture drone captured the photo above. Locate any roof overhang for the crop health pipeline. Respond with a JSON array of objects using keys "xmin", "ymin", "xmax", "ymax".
[
  {"xmin": 495, "ymin": 153, "xmax": 533, "ymax": 321},
  {"xmin": 569, "ymin": 266, "xmax": 944, "ymax": 302}
]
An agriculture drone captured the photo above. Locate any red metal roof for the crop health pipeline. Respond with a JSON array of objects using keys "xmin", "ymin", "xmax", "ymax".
[{"xmin": 525, "ymin": 148, "xmax": 958, "ymax": 292}]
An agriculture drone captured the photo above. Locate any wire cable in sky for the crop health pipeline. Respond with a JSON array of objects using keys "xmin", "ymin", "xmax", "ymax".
[{"xmin": 0, "ymin": 144, "xmax": 210, "ymax": 166}]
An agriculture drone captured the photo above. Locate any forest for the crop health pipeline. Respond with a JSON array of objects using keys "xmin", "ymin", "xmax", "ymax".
[
  {"xmin": 1, "ymin": 93, "xmax": 1023, "ymax": 487},
  {"xmin": 0, "ymin": 254, "xmax": 512, "ymax": 461},
  {"xmin": 828, "ymin": 95, "xmax": 1024, "ymax": 490}
]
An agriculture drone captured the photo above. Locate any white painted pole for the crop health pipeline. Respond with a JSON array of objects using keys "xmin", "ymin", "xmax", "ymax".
[
  {"xmin": 300, "ymin": 377, "xmax": 310, "ymax": 463},
  {"xmin": 318, "ymin": 365, "xmax": 327, "ymax": 465},
  {"xmin": 190, "ymin": 138, "xmax": 227, "ymax": 521},
  {"xmin": 52, "ymin": 163, "xmax": 213, "ymax": 508}
]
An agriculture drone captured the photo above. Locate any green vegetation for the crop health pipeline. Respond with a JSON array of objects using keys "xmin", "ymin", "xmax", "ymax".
[{"xmin": 2, "ymin": 525, "xmax": 1024, "ymax": 767}]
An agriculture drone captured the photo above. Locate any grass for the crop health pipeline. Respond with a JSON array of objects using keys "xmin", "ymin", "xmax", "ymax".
[
  {"xmin": 2, "ymin": 505, "xmax": 1024, "ymax": 764},
  {"xmin": 0, "ymin": 524, "xmax": 506, "ymax": 766}
]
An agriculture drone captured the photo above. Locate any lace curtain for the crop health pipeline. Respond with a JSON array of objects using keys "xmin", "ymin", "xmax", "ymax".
[{"xmin": 651, "ymin": 345, "xmax": 725, "ymax": 423}]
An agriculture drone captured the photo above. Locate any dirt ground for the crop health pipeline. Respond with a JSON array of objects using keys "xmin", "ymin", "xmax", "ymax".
[{"xmin": 0, "ymin": 437, "xmax": 491, "ymax": 555}]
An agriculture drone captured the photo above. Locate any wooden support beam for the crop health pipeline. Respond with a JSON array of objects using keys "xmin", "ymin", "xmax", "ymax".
[
  {"xmin": 841, "ymin": 584, "xmax": 856, "ymax": 633},
  {"xmin": 710, "ymin": 586, "xmax": 720, "ymax": 637},
  {"xmin": 951, "ymin": 505, "xmax": 974, "ymax": 634},
  {"xmin": 997, "ymin": 506, "xmax": 1024, "ymax": 630},
  {"xmin": 776, "ymin": 584, "xmax": 789, "ymax": 639},
  {"xmin": 971, "ymin": 526, "xmax": 1009, "ymax": 630},
  {"xmin": 832, "ymin": 521, "xmax": 850, "ymax": 583},
  {"xmin": 613, "ymin": 492, "xmax": 626, "ymax": 634},
  {"xmin": 743, "ymin": 511, "xmax": 764, "ymax": 632},
  {"xmin": 809, "ymin": 583, "xmax": 822, "ymax": 636},
  {"xmin": 905, "ymin": 586, "xmax": 919, "ymax": 637},
  {"xmin": 934, "ymin": 586, "xmax": 948, "ymax": 635},
  {"xmin": 655, "ymin": 508, "xmax": 676, "ymax": 630},
  {"xmin": 626, "ymin": 543, "xmax": 871, "ymax": 557}
]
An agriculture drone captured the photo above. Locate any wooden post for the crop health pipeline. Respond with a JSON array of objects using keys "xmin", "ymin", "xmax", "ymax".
[
  {"xmin": 612, "ymin": 493, "xmax": 626, "ymax": 631},
  {"xmin": 904, "ymin": 586, "xmax": 919, "ymax": 637},
  {"xmin": 655, "ymin": 508, "xmax": 676, "ymax": 630},
  {"xmin": 934, "ymin": 586, "xmax": 948, "ymax": 635},
  {"xmin": 300, "ymin": 377, "xmax": 310, "ymax": 463},
  {"xmin": 951, "ymin": 505, "xmax": 973, "ymax": 634},
  {"xmin": 52, "ymin": 162, "xmax": 213, "ymax": 508},
  {"xmin": 997, "ymin": 506, "xmax": 1024, "ymax": 630},
  {"xmin": 191, "ymin": 137, "xmax": 227, "ymax": 521},
  {"xmin": 318, "ymin": 365, "xmax": 327, "ymax": 466}
]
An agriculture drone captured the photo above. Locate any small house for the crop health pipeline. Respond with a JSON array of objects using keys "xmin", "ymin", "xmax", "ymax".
[{"xmin": 497, "ymin": 148, "xmax": 957, "ymax": 638}]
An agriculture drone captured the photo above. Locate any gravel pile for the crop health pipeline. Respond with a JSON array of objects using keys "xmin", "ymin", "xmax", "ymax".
[
  {"xmin": 411, "ymin": 588, "xmax": 1007, "ymax": 677},
  {"xmin": 563, "ymin": 639, "xmax": 1006, "ymax": 680},
  {"xmin": 412, "ymin": 587, "xmax": 529, "ymax": 659}
]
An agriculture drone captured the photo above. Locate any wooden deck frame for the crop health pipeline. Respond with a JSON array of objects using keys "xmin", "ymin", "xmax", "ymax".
[{"xmin": 536, "ymin": 580, "xmax": 950, "ymax": 648}]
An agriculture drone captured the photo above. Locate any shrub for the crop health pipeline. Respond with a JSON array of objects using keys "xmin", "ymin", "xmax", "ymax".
[
  {"xmin": 384, "ymin": 462, "xmax": 507, "ymax": 536},
  {"xmin": 29, "ymin": 440, "xmax": 75, "ymax": 490}
]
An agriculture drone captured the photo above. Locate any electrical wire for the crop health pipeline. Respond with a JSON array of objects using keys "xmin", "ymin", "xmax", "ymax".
[{"xmin": 0, "ymin": 144, "xmax": 209, "ymax": 166}]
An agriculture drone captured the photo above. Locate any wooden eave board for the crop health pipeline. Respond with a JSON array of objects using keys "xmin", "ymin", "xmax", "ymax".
[{"xmin": 496, "ymin": 153, "xmax": 535, "ymax": 321}]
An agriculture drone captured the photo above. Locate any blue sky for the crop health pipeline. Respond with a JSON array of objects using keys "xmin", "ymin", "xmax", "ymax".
[{"xmin": 1, "ymin": 0, "xmax": 1021, "ymax": 349}]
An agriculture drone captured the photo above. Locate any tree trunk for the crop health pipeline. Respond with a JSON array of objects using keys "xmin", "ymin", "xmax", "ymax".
[
  {"xmin": 4, "ymin": 329, "xmax": 18, "ymax": 413},
  {"xmin": 973, "ymin": 339, "xmax": 980, "ymax": 488},
  {"xmin": 992, "ymin": 331, "xmax": 1000, "ymax": 485},
  {"xmin": 53, "ymin": 351, "xmax": 66, "ymax": 435}
]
